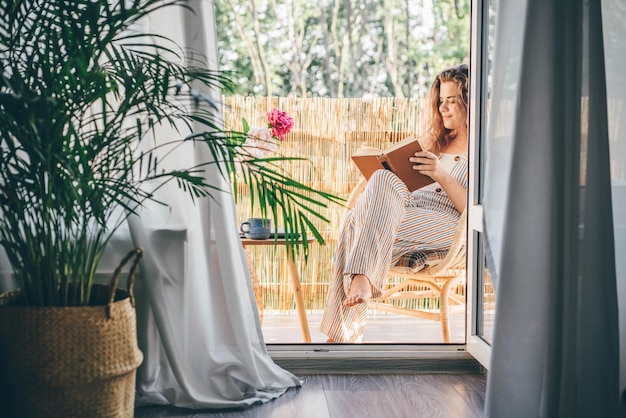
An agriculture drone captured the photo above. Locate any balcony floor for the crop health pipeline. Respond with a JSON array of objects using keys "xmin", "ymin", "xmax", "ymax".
[{"xmin": 261, "ymin": 308, "xmax": 467, "ymax": 344}]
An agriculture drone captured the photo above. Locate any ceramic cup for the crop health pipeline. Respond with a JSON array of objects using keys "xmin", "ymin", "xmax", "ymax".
[{"xmin": 240, "ymin": 218, "xmax": 271, "ymax": 240}]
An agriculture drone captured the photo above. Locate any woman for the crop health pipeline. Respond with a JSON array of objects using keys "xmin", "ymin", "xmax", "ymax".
[{"xmin": 320, "ymin": 64, "xmax": 469, "ymax": 343}]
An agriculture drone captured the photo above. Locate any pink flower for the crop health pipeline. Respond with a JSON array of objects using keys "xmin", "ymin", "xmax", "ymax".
[{"xmin": 266, "ymin": 108, "xmax": 294, "ymax": 141}]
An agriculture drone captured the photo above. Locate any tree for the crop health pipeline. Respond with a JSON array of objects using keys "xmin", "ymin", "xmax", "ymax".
[{"xmin": 215, "ymin": 0, "xmax": 470, "ymax": 98}]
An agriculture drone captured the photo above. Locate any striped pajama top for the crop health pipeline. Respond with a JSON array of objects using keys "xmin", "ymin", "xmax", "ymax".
[
  {"xmin": 412, "ymin": 153, "xmax": 468, "ymax": 215},
  {"xmin": 390, "ymin": 153, "xmax": 468, "ymax": 259}
]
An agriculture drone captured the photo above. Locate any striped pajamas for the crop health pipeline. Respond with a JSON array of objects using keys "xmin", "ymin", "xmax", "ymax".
[{"xmin": 320, "ymin": 154, "xmax": 468, "ymax": 342}]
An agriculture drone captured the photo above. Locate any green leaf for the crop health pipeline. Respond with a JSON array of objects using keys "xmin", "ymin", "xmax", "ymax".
[{"xmin": 0, "ymin": 0, "xmax": 343, "ymax": 306}]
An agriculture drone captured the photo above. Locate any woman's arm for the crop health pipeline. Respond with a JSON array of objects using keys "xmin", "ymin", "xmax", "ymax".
[{"xmin": 409, "ymin": 151, "xmax": 467, "ymax": 214}]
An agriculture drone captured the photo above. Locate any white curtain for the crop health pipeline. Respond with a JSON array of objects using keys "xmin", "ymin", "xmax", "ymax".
[
  {"xmin": 128, "ymin": 0, "xmax": 300, "ymax": 409},
  {"xmin": 483, "ymin": 0, "xmax": 623, "ymax": 416}
]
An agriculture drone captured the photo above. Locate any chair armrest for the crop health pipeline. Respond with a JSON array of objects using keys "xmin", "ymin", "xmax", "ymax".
[{"xmin": 346, "ymin": 177, "xmax": 368, "ymax": 210}]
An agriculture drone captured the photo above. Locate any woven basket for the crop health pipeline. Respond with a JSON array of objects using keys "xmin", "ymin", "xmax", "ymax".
[{"xmin": 0, "ymin": 248, "xmax": 144, "ymax": 418}]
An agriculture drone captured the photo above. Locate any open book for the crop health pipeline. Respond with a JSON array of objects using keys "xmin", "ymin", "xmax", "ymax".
[{"xmin": 351, "ymin": 136, "xmax": 435, "ymax": 192}]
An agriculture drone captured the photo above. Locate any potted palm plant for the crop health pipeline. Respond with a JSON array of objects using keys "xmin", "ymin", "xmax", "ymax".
[{"xmin": 0, "ymin": 0, "xmax": 340, "ymax": 416}]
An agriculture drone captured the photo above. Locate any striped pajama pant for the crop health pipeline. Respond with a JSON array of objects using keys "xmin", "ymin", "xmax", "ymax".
[{"xmin": 319, "ymin": 169, "xmax": 460, "ymax": 343}]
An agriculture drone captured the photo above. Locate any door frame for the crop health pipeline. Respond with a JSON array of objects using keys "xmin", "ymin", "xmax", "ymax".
[
  {"xmin": 266, "ymin": 0, "xmax": 494, "ymax": 371},
  {"xmin": 465, "ymin": 0, "xmax": 494, "ymax": 370}
]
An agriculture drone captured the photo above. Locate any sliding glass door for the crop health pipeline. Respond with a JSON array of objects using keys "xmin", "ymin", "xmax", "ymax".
[{"xmin": 466, "ymin": 0, "xmax": 498, "ymax": 368}]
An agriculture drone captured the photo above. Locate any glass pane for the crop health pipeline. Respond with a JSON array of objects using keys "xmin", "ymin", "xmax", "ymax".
[
  {"xmin": 478, "ymin": 0, "xmax": 498, "ymax": 199},
  {"xmin": 473, "ymin": 0, "xmax": 499, "ymax": 346},
  {"xmin": 481, "ymin": 255, "xmax": 495, "ymax": 344},
  {"xmin": 473, "ymin": 232, "xmax": 495, "ymax": 344}
]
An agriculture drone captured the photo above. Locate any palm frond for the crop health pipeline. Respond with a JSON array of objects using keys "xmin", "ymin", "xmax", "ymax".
[{"xmin": 0, "ymin": 0, "xmax": 342, "ymax": 306}]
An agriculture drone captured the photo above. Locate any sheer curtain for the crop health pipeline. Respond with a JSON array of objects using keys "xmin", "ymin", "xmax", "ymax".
[
  {"xmin": 0, "ymin": 0, "xmax": 300, "ymax": 409},
  {"xmin": 604, "ymin": 0, "xmax": 626, "ymax": 402},
  {"xmin": 483, "ymin": 0, "xmax": 623, "ymax": 416},
  {"xmin": 128, "ymin": 0, "xmax": 300, "ymax": 409}
]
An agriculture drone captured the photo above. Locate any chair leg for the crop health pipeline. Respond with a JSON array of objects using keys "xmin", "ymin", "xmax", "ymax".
[{"xmin": 439, "ymin": 277, "xmax": 462, "ymax": 343}]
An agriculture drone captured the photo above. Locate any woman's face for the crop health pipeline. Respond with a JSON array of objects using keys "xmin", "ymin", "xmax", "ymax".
[{"xmin": 438, "ymin": 81, "xmax": 467, "ymax": 131}]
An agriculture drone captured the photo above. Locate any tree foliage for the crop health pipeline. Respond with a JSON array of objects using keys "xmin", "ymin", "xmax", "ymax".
[{"xmin": 215, "ymin": 0, "xmax": 470, "ymax": 98}]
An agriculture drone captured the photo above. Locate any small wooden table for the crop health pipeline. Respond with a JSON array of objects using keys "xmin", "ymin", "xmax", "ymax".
[{"xmin": 241, "ymin": 236, "xmax": 314, "ymax": 343}]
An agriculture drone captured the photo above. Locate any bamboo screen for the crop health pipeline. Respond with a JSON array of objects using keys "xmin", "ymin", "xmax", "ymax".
[{"xmin": 223, "ymin": 96, "xmax": 429, "ymax": 313}]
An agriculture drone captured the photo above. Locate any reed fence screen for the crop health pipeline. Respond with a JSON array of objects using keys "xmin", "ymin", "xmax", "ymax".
[
  {"xmin": 223, "ymin": 97, "xmax": 626, "ymax": 314},
  {"xmin": 223, "ymin": 96, "xmax": 431, "ymax": 313}
]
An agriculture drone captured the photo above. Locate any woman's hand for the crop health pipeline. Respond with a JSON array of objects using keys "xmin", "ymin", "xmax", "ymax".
[
  {"xmin": 409, "ymin": 151, "xmax": 448, "ymax": 183},
  {"xmin": 409, "ymin": 151, "xmax": 467, "ymax": 214}
]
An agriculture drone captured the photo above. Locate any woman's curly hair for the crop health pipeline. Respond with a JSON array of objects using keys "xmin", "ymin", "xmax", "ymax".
[{"xmin": 425, "ymin": 64, "xmax": 469, "ymax": 155}]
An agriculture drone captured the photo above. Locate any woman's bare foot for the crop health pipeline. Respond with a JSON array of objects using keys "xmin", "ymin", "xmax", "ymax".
[{"xmin": 344, "ymin": 274, "xmax": 372, "ymax": 307}]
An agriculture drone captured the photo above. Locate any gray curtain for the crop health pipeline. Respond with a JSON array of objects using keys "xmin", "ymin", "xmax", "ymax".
[
  {"xmin": 483, "ymin": 0, "xmax": 625, "ymax": 417},
  {"xmin": 603, "ymin": 0, "xmax": 626, "ymax": 402},
  {"xmin": 483, "ymin": 0, "xmax": 623, "ymax": 416}
]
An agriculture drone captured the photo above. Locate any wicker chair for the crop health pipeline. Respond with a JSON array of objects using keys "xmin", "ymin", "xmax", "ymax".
[{"xmin": 345, "ymin": 177, "xmax": 467, "ymax": 343}]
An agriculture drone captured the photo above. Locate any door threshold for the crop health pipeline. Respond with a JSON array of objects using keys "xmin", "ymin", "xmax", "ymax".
[{"xmin": 267, "ymin": 343, "xmax": 480, "ymax": 374}]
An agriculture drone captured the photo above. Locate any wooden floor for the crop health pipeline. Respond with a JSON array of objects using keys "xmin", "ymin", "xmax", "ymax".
[
  {"xmin": 134, "ymin": 373, "xmax": 487, "ymax": 418},
  {"xmin": 134, "ymin": 307, "xmax": 492, "ymax": 417}
]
